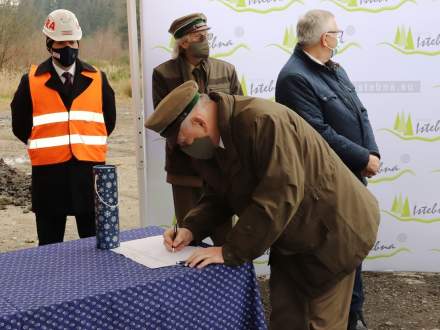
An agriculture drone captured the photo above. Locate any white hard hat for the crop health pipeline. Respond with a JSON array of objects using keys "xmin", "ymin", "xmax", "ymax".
[{"xmin": 42, "ymin": 9, "xmax": 82, "ymax": 41}]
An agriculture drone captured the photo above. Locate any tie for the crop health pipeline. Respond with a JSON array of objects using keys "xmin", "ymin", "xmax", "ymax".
[
  {"xmin": 192, "ymin": 67, "xmax": 205, "ymax": 93},
  {"xmin": 62, "ymin": 72, "xmax": 73, "ymax": 88}
]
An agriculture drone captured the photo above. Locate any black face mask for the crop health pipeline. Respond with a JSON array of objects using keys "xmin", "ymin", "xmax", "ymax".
[{"xmin": 52, "ymin": 46, "xmax": 78, "ymax": 67}]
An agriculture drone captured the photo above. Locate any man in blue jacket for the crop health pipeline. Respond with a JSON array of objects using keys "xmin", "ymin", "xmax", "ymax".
[{"xmin": 275, "ymin": 9, "xmax": 380, "ymax": 330}]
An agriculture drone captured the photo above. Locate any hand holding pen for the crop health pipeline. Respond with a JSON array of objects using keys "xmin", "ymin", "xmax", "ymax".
[
  {"xmin": 163, "ymin": 225, "xmax": 194, "ymax": 253},
  {"xmin": 172, "ymin": 223, "xmax": 177, "ymax": 253}
]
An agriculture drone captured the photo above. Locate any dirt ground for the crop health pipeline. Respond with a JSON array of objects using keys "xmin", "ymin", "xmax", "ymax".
[{"xmin": 1, "ymin": 99, "xmax": 439, "ymax": 329}]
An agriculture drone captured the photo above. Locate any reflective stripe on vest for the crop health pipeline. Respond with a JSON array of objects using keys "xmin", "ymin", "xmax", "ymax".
[
  {"xmin": 28, "ymin": 135, "xmax": 107, "ymax": 149},
  {"xmin": 28, "ymin": 64, "xmax": 107, "ymax": 166},
  {"xmin": 32, "ymin": 111, "xmax": 105, "ymax": 126}
]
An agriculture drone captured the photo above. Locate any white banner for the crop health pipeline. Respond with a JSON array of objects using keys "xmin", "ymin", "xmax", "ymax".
[{"xmin": 140, "ymin": 0, "xmax": 440, "ymax": 272}]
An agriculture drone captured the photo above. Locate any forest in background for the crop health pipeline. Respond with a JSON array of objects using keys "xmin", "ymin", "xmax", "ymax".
[{"xmin": 0, "ymin": 0, "xmax": 133, "ymax": 100}]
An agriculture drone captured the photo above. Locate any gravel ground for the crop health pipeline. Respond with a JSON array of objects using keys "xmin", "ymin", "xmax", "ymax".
[
  {"xmin": 258, "ymin": 273, "xmax": 440, "ymax": 329},
  {"xmin": 0, "ymin": 158, "xmax": 31, "ymax": 210}
]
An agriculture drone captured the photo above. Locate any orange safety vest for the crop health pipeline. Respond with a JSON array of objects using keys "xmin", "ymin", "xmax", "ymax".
[{"xmin": 28, "ymin": 65, "xmax": 108, "ymax": 166}]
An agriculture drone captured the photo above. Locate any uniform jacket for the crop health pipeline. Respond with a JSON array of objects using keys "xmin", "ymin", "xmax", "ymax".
[
  {"xmin": 152, "ymin": 55, "xmax": 242, "ymax": 187},
  {"xmin": 11, "ymin": 58, "xmax": 116, "ymax": 215},
  {"xmin": 182, "ymin": 94, "xmax": 380, "ymax": 295},
  {"xmin": 275, "ymin": 46, "xmax": 380, "ymax": 182}
]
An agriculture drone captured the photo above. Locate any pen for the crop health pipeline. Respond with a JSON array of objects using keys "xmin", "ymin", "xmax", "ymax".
[
  {"xmin": 176, "ymin": 260, "xmax": 187, "ymax": 266},
  {"xmin": 172, "ymin": 223, "xmax": 177, "ymax": 253}
]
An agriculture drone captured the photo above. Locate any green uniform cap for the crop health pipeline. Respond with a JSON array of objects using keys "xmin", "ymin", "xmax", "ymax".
[
  {"xmin": 169, "ymin": 13, "xmax": 210, "ymax": 39},
  {"xmin": 145, "ymin": 81, "xmax": 200, "ymax": 137}
]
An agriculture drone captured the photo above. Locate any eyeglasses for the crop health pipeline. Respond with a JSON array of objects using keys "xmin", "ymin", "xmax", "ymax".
[{"xmin": 326, "ymin": 30, "xmax": 344, "ymax": 43}]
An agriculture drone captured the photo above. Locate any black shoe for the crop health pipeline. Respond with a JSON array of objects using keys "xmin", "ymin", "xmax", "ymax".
[{"xmin": 348, "ymin": 311, "xmax": 368, "ymax": 330}]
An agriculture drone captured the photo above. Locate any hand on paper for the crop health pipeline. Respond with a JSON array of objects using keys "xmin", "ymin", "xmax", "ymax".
[
  {"xmin": 186, "ymin": 247, "xmax": 224, "ymax": 269},
  {"xmin": 163, "ymin": 227, "xmax": 193, "ymax": 252}
]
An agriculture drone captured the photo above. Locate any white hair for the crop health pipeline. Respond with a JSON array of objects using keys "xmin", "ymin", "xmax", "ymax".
[
  {"xmin": 182, "ymin": 94, "xmax": 211, "ymax": 124},
  {"xmin": 198, "ymin": 94, "xmax": 211, "ymax": 106},
  {"xmin": 171, "ymin": 35, "xmax": 190, "ymax": 59},
  {"xmin": 296, "ymin": 10, "xmax": 335, "ymax": 47}
]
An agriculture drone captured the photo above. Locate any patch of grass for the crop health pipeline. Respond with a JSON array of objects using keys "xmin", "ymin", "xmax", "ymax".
[
  {"xmin": 0, "ymin": 68, "xmax": 21, "ymax": 102},
  {"xmin": 86, "ymin": 57, "xmax": 132, "ymax": 99},
  {"xmin": 0, "ymin": 59, "xmax": 133, "ymax": 102}
]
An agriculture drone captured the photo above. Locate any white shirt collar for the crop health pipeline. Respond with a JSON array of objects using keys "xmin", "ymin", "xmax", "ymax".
[
  {"xmin": 52, "ymin": 60, "xmax": 76, "ymax": 83},
  {"xmin": 303, "ymin": 50, "xmax": 325, "ymax": 66},
  {"xmin": 218, "ymin": 137, "xmax": 225, "ymax": 149}
]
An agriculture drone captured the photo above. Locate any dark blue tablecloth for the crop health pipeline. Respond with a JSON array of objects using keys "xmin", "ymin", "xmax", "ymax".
[{"xmin": 0, "ymin": 226, "xmax": 267, "ymax": 329}]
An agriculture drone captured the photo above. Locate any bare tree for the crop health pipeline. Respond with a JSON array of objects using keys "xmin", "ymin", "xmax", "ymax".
[
  {"xmin": 0, "ymin": 0, "xmax": 129, "ymax": 69},
  {"xmin": 0, "ymin": 1, "xmax": 38, "ymax": 70}
]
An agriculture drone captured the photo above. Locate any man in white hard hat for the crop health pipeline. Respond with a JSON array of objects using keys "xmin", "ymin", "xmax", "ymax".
[{"xmin": 11, "ymin": 9, "xmax": 116, "ymax": 245}]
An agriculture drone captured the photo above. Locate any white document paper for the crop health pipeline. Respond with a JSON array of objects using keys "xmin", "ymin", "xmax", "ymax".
[{"xmin": 111, "ymin": 235, "xmax": 200, "ymax": 268}]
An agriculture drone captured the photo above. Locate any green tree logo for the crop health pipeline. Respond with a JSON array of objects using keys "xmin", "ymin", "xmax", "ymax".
[
  {"xmin": 238, "ymin": 75, "xmax": 275, "ymax": 100},
  {"xmin": 240, "ymin": 75, "xmax": 248, "ymax": 96},
  {"xmin": 340, "ymin": 0, "xmax": 359, "ymax": 7},
  {"xmin": 218, "ymin": 0, "xmax": 303, "ymax": 13},
  {"xmin": 328, "ymin": 0, "xmax": 416, "ymax": 13},
  {"xmin": 393, "ymin": 112, "xmax": 414, "ymax": 136},
  {"xmin": 380, "ymin": 111, "xmax": 440, "ymax": 141},
  {"xmin": 282, "ymin": 25, "xmax": 297, "ymax": 49},
  {"xmin": 380, "ymin": 22, "xmax": 440, "ymax": 56},
  {"xmin": 393, "ymin": 26, "xmax": 415, "ymax": 50},
  {"xmin": 383, "ymin": 193, "xmax": 440, "ymax": 223},
  {"xmin": 237, "ymin": 0, "xmax": 247, "ymax": 7},
  {"xmin": 266, "ymin": 26, "xmax": 299, "ymax": 55},
  {"xmin": 390, "ymin": 194, "xmax": 411, "ymax": 217},
  {"xmin": 225, "ymin": 0, "xmax": 248, "ymax": 7}
]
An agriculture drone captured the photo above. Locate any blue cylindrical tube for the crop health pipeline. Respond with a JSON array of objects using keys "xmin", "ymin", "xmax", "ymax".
[{"xmin": 93, "ymin": 165, "xmax": 120, "ymax": 249}]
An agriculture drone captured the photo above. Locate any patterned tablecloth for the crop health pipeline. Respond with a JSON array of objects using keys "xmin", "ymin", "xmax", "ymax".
[{"xmin": 0, "ymin": 226, "xmax": 267, "ymax": 329}]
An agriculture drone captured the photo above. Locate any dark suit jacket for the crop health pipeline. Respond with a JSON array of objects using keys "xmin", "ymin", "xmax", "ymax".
[
  {"xmin": 276, "ymin": 46, "xmax": 380, "ymax": 182},
  {"xmin": 10, "ymin": 58, "xmax": 116, "ymax": 215}
]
